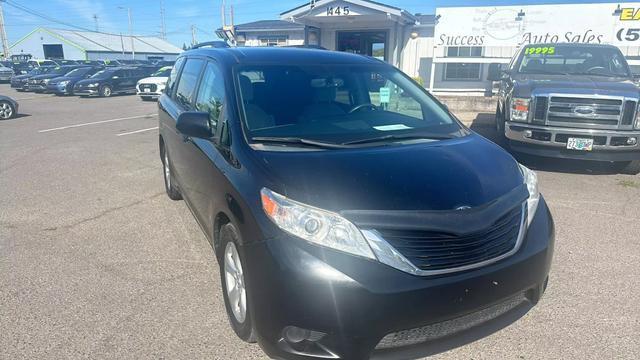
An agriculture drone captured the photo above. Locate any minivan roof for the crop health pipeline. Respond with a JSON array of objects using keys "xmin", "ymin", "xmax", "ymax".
[{"xmin": 182, "ymin": 47, "xmax": 385, "ymax": 66}]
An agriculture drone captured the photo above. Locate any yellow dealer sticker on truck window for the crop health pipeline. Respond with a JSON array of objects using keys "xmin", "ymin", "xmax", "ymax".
[{"xmin": 524, "ymin": 46, "xmax": 555, "ymax": 55}]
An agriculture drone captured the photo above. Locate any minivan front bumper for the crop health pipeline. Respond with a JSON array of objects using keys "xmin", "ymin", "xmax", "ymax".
[{"xmin": 243, "ymin": 198, "xmax": 554, "ymax": 360}]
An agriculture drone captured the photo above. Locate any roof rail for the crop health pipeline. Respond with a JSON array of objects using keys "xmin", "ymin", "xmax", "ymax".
[{"xmin": 191, "ymin": 41, "xmax": 230, "ymax": 49}]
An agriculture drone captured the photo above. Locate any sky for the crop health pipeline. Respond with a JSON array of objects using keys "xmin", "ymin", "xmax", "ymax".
[{"xmin": 1, "ymin": 0, "xmax": 623, "ymax": 48}]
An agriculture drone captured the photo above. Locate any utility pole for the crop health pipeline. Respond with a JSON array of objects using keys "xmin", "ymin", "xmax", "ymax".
[
  {"xmin": 160, "ymin": 0, "xmax": 166, "ymax": 40},
  {"xmin": 0, "ymin": 1, "xmax": 11, "ymax": 59},
  {"xmin": 93, "ymin": 14, "xmax": 99, "ymax": 32},
  {"xmin": 118, "ymin": 6, "xmax": 135, "ymax": 59},
  {"xmin": 191, "ymin": 25, "xmax": 197, "ymax": 46},
  {"xmin": 221, "ymin": 0, "xmax": 226, "ymax": 28}
]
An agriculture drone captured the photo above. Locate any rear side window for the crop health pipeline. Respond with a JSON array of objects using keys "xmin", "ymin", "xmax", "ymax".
[
  {"xmin": 165, "ymin": 57, "xmax": 185, "ymax": 95},
  {"xmin": 195, "ymin": 62, "xmax": 225, "ymax": 135},
  {"xmin": 175, "ymin": 58, "xmax": 204, "ymax": 109}
]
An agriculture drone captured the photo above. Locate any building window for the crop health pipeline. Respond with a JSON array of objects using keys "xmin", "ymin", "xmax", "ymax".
[
  {"xmin": 446, "ymin": 46, "xmax": 483, "ymax": 57},
  {"xmin": 259, "ymin": 36, "xmax": 288, "ymax": 47},
  {"xmin": 444, "ymin": 63, "xmax": 482, "ymax": 81},
  {"xmin": 443, "ymin": 46, "xmax": 483, "ymax": 80}
]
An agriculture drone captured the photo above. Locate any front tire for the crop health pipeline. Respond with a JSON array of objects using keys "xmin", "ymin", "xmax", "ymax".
[
  {"xmin": 219, "ymin": 223, "xmax": 257, "ymax": 343},
  {"xmin": 0, "ymin": 100, "xmax": 15, "ymax": 119},
  {"xmin": 99, "ymin": 85, "xmax": 112, "ymax": 97},
  {"xmin": 162, "ymin": 147, "xmax": 182, "ymax": 200},
  {"xmin": 619, "ymin": 160, "xmax": 640, "ymax": 175}
]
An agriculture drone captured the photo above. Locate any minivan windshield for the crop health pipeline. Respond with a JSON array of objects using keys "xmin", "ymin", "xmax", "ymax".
[
  {"xmin": 516, "ymin": 45, "xmax": 631, "ymax": 77},
  {"xmin": 237, "ymin": 64, "xmax": 463, "ymax": 146}
]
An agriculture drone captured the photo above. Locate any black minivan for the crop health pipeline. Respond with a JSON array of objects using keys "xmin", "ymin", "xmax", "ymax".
[{"xmin": 158, "ymin": 47, "xmax": 554, "ymax": 360}]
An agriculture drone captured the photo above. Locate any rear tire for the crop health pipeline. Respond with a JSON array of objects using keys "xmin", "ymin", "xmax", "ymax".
[
  {"xmin": 99, "ymin": 85, "xmax": 112, "ymax": 97},
  {"xmin": 619, "ymin": 160, "xmax": 640, "ymax": 175},
  {"xmin": 218, "ymin": 223, "xmax": 257, "ymax": 343},
  {"xmin": 0, "ymin": 100, "xmax": 15, "ymax": 120},
  {"xmin": 161, "ymin": 146, "xmax": 182, "ymax": 200}
]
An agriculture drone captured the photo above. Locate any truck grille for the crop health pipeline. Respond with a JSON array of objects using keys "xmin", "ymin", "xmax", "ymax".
[
  {"xmin": 374, "ymin": 205, "xmax": 524, "ymax": 272},
  {"xmin": 540, "ymin": 96, "xmax": 627, "ymax": 129}
]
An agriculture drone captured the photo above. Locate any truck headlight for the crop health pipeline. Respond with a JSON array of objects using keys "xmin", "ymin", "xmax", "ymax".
[
  {"xmin": 261, "ymin": 188, "xmax": 375, "ymax": 259},
  {"xmin": 635, "ymin": 105, "xmax": 640, "ymax": 129},
  {"xmin": 519, "ymin": 164, "xmax": 540, "ymax": 226},
  {"xmin": 510, "ymin": 98, "xmax": 530, "ymax": 122}
]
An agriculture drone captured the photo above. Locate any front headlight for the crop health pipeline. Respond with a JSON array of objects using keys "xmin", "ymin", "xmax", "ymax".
[
  {"xmin": 510, "ymin": 98, "xmax": 530, "ymax": 122},
  {"xmin": 519, "ymin": 164, "xmax": 540, "ymax": 226},
  {"xmin": 58, "ymin": 80, "xmax": 69, "ymax": 86},
  {"xmin": 635, "ymin": 104, "xmax": 640, "ymax": 129},
  {"xmin": 87, "ymin": 82, "xmax": 99, "ymax": 88},
  {"xmin": 42, "ymin": 78, "xmax": 50, "ymax": 84},
  {"xmin": 261, "ymin": 188, "xmax": 375, "ymax": 259}
]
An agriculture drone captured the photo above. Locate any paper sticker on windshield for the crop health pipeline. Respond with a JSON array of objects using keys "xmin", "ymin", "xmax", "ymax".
[
  {"xmin": 373, "ymin": 124, "xmax": 412, "ymax": 131},
  {"xmin": 524, "ymin": 46, "xmax": 555, "ymax": 55},
  {"xmin": 379, "ymin": 87, "xmax": 391, "ymax": 103}
]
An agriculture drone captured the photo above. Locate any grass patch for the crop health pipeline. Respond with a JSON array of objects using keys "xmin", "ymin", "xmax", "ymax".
[{"xmin": 618, "ymin": 179, "xmax": 640, "ymax": 188}]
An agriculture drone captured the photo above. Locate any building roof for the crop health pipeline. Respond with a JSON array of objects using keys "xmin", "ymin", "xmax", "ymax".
[
  {"xmin": 11, "ymin": 28, "xmax": 182, "ymax": 54},
  {"xmin": 415, "ymin": 14, "xmax": 437, "ymax": 26},
  {"xmin": 233, "ymin": 20, "xmax": 304, "ymax": 32}
]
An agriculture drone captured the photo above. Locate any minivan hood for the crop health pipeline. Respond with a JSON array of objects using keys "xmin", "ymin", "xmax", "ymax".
[
  {"xmin": 76, "ymin": 78, "xmax": 104, "ymax": 85},
  {"xmin": 512, "ymin": 73, "xmax": 639, "ymax": 98},
  {"xmin": 254, "ymin": 134, "xmax": 523, "ymax": 212}
]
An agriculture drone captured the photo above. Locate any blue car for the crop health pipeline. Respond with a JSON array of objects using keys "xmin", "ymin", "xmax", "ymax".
[
  {"xmin": 158, "ymin": 47, "xmax": 555, "ymax": 360},
  {"xmin": 47, "ymin": 66, "xmax": 104, "ymax": 95}
]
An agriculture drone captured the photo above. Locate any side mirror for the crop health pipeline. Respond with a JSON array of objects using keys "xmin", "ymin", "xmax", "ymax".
[
  {"xmin": 488, "ymin": 63, "xmax": 506, "ymax": 81},
  {"xmin": 176, "ymin": 111, "xmax": 211, "ymax": 139}
]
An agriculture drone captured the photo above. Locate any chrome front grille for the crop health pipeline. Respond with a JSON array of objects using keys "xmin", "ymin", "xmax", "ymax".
[{"xmin": 537, "ymin": 95, "xmax": 631, "ymax": 130}]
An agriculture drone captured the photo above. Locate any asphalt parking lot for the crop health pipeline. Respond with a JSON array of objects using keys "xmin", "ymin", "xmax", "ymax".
[{"xmin": 1, "ymin": 84, "xmax": 638, "ymax": 359}]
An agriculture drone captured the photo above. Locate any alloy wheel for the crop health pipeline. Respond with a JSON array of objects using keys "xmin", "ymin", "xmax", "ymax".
[
  {"xmin": 0, "ymin": 102, "xmax": 13, "ymax": 119},
  {"xmin": 224, "ymin": 241, "xmax": 247, "ymax": 324}
]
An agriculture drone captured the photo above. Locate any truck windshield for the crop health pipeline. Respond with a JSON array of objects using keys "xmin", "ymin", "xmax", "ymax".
[
  {"xmin": 516, "ymin": 45, "xmax": 631, "ymax": 77},
  {"xmin": 237, "ymin": 64, "xmax": 463, "ymax": 147}
]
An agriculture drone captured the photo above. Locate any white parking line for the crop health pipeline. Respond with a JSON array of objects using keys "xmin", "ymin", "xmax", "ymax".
[
  {"xmin": 38, "ymin": 114, "xmax": 156, "ymax": 133},
  {"xmin": 116, "ymin": 127, "xmax": 159, "ymax": 136}
]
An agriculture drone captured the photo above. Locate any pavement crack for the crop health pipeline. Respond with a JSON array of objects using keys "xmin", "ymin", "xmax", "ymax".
[{"xmin": 51, "ymin": 192, "xmax": 165, "ymax": 231}]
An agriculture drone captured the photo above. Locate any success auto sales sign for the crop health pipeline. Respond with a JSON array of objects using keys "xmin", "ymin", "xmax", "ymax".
[{"xmin": 434, "ymin": 3, "xmax": 640, "ymax": 47}]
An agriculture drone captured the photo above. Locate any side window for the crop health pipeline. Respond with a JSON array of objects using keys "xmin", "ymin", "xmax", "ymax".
[
  {"xmin": 165, "ymin": 57, "xmax": 185, "ymax": 95},
  {"xmin": 175, "ymin": 58, "xmax": 204, "ymax": 109},
  {"xmin": 195, "ymin": 62, "xmax": 225, "ymax": 136}
]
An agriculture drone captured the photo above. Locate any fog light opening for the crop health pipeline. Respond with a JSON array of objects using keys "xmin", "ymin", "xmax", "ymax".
[
  {"xmin": 523, "ymin": 130, "xmax": 533, "ymax": 139},
  {"xmin": 627, "ymin": 137, "xmax": 637, "ymax": 146},
  {"xmin": 279, "ymin": 326, "xmax": 338, "ymax": 359}
]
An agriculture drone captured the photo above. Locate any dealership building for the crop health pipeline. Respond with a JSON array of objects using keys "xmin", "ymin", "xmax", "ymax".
[{"xmin": 222, "ymin": 0, "xmax": 640, "ymax": 95}]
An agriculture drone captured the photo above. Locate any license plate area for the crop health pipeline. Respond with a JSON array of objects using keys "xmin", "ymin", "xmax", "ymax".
[
  {"xmin": 144, "ymin": 88, "xmax": 151, "ymax": 92},
  {"xmin": 566, "ymin": 137, "xmax": 594, "ymax": 151}
]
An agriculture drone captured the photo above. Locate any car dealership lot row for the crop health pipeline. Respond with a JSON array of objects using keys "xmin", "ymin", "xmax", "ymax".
[{"xmin": 0, "ymin": 84, "xmax": 638, "ymax": 359}]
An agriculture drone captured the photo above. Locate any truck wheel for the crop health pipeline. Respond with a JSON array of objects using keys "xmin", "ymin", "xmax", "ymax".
[
  {"xmin": 99, "ymin": 85, "xmax": 112, "ymax": 97},
  {"xmin": 619, "ymin": 160, "xmax": 640, "ymax": 175},
  {"xmin": 219, "ymin": 223, "xmax": 257, "ymax": 343},
  {"xmin": 495, "ymin": 103, "xmax": 505, "ymax": 135}
]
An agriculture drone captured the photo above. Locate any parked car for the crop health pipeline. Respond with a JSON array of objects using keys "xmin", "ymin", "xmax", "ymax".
[
  {"xmin": 0, "ymin": 63, "xmax": 14, "ymax": 82},
  {"xmin": 25, "ymin": 65, "xmax": 85, "ymax": 93},
  {"xmin": 490, "ymin": 43, "xmax": 640, "ymax": 174},
  {"xmin": 0, "ymin": 95, "xmax": 18, "ymax": 120},
  {"xmin": 136, "ymin": 66, "xmax": 172, "ymax": 101},
  {"xmin": 47, "ymin": 66, "xmax": 104, "ymax": 95},
  {"xmin": 10, "ymin": 66, "xmax": 56, "ymax": 91},
  {"xmin": 74, "ymin": 67, "xmax": 153, "ymax": 97},
  {"xmin": 158, "ymin": 47, "xmax": 555, "ymax": 360},
  {"xmin": 27, "ymin": 59, "xmax": 58, "ymax": 67},
  {"xmin": 7, "ymin": 61, "xmax": 33, "ymax": 75}
]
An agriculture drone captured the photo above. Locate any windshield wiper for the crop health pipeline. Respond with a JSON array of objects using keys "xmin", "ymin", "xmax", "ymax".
[
  {"xmin": 520, "ymin": 70, "xmax": 570, "ymax": 76},
  {"xmin": 251, "ymin": 136, "xmax": 348, "ymax": 149},
  {"xmin": 342, "ymin": 133, "xmax": 455, "ymax": 145}
]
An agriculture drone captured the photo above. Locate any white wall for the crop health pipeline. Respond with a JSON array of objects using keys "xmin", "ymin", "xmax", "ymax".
[
  {"xmin": 10, "ymin": 29, "xmax": 85, "ymax": 60},
  {"xmin": 241, "ymin": 31, "xmax": 304, "ymax": 47}
]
